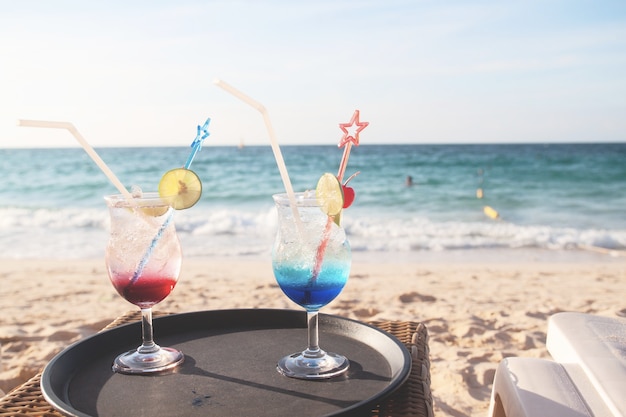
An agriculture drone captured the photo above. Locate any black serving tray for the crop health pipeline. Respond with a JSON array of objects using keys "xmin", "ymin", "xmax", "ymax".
[{"xmin": 41, "ymin": 309, "xmax": 411, "ymax": 417}]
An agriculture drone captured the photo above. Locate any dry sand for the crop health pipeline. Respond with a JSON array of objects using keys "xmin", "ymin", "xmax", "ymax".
[{"xmin": 1, "ymin": 250, "xmax": 624, "ymax": 416}]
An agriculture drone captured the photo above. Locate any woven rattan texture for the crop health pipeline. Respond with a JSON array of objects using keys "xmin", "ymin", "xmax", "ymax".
[{"xmin": 0, "ymin": 311, "xmax": 432, "ymax": 417}]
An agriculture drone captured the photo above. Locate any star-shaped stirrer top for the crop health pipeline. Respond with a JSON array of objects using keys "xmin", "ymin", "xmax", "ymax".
[
  {"xmin": 184, "ymin": 117, "xmax": 211, "ymax": 169},
  {"xmin": 337, "ymin": 110, "xmax": 368, "ymax": 182},
  {"xmin": 338, "ymin": 110, "xmax": 369, "ymax": 149}
]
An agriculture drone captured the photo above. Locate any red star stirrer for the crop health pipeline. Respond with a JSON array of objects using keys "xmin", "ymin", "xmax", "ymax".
[
  {"xmin": 337, "ymin": 110, "xmax": 368, "ymax": 182},
  {"xmin": 311, "ymin": 110, "xmax": 368, "ymax": 282}
]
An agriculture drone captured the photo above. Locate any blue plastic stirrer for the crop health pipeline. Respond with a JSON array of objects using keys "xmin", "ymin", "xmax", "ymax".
[
  {"xmin": 185, "ymin": 118, "xmax": 211, "ymax": 169},
  {"xmin": 129, "ymin": 118, "xmax": 211, "ymax": 286}
]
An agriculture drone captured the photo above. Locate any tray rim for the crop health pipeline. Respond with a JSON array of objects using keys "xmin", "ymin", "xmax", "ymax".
[{"xmin": 41, "ymin": 308, "xmax": 412, "ymax": 417}]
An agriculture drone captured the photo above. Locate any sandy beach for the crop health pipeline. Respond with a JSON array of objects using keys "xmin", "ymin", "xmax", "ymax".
[{"xmin": 1, "ymin": 250, "xmax": 624, "ymax": 416}]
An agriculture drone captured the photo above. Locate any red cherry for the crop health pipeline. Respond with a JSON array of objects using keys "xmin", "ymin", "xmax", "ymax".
[{"xmin": 342, "ymin": 185, "xmax": 355, "ymax": 208}]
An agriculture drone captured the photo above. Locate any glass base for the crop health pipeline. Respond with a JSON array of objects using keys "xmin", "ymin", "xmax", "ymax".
[
  {"xmin": 113, "ymin": 346, "xmax": 184, "ymax": 375},
  {"xmin": 277, "ymin": 350, "xmax": 349, "ymax": 380}
]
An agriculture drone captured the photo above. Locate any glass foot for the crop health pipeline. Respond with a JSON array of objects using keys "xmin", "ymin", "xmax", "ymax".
[
  {"xmin": 113, "ymin": 346, "xmax": 184, "ymax": 374},
  {"xmin": 277, "ymin": 350, "xmax": 349, "ymax": 380}
]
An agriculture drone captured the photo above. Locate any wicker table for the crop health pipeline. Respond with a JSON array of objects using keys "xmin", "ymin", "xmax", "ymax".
[{"xmin": 0, "ymin": 311, "xmax": 432, "ymax": 417}]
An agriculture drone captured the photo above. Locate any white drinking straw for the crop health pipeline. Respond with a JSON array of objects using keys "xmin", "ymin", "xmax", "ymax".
[
  {"xmin": 213, "ymin": 79, "xmax": 303, "ymax": 230},
  {"xmin": 17, "ymin": 119, "xmax": 134, "ymax": 202}
]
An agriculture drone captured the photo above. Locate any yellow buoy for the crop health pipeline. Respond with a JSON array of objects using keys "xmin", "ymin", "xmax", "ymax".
[{"xmin": 483, "ymin": 206, "xmax": 499, "ymax": 220}]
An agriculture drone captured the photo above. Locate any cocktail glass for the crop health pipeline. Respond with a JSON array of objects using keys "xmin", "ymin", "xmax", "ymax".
[
  {"xmin": 272, "ymin": 191, "xmax": 351, "ymax": 379},
  {"xmin": 104, "ymin": 193, "xmax": 184, "ymax": 374}
]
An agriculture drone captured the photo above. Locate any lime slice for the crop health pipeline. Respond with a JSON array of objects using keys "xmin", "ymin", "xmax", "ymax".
[
  {"xmin": 315, "ymin": 173, "xmax": 344, "ymax": 217},
  {"xmin": 158, "ymin": 168, "xmax": 202, "ymax": 210},
  {"xmin": 140, "ymin": 205, "xmax": 170, "ymax": 217}
]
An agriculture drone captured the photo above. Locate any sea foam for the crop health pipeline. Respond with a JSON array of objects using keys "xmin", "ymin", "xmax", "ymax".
[{"xmin": 2, "ymin": 206, "xmax": 624, "ymax": 259}]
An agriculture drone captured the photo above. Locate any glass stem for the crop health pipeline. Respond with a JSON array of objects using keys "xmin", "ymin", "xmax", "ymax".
[
  {"xmin": 137, "ymin": 307, "xmax": 159, "ymax": 354},
  {"xmin": 304, "ymin": 310, "xmax": 324, "ymax": 358}
]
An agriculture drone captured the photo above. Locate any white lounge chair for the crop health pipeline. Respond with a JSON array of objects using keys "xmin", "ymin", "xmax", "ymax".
[{"xmin": 488, "ymin": 312, "xmax": 626, "ymax": 417}]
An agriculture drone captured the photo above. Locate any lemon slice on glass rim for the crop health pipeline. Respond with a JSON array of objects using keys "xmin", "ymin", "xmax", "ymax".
[
  {"xmin": 315, "ymin": 173, "xmax": 344, "ymax": 222},
  {"xmin": 138, "ymin": 204, "xmax": 170, "ymax": 217},
  {"xmin": 158, "ymin": 168, "xmax": 202, "ymax": 210}
]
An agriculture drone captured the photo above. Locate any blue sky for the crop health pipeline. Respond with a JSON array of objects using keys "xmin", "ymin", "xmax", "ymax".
[{"xmin": 1, "ymin": 0, "xmax": 625, "ymax": 147}]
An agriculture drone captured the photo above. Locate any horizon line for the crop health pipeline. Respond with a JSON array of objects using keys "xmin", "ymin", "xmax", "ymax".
[{"xmin": 2, "ymin": 140, "xmax": 626, "ymax": 150}]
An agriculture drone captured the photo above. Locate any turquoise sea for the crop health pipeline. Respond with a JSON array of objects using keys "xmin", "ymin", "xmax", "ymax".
[{"xmin": 0, "ymin": 143, "xmax": 625, "ymax": 259}]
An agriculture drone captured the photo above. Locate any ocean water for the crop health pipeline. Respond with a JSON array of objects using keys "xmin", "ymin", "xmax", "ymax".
[{"xmin": 1, "ymin": 143, "xmax": 625, "ymax": 259}]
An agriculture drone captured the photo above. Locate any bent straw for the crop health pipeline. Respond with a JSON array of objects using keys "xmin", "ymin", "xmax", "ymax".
[
  {"xmin": 17, "ymin": 119, "xmax": 134, "ymax": 202},
  {"xmin": 213, "ymin": 79, "xmax": 303, "ymax": 233}
]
